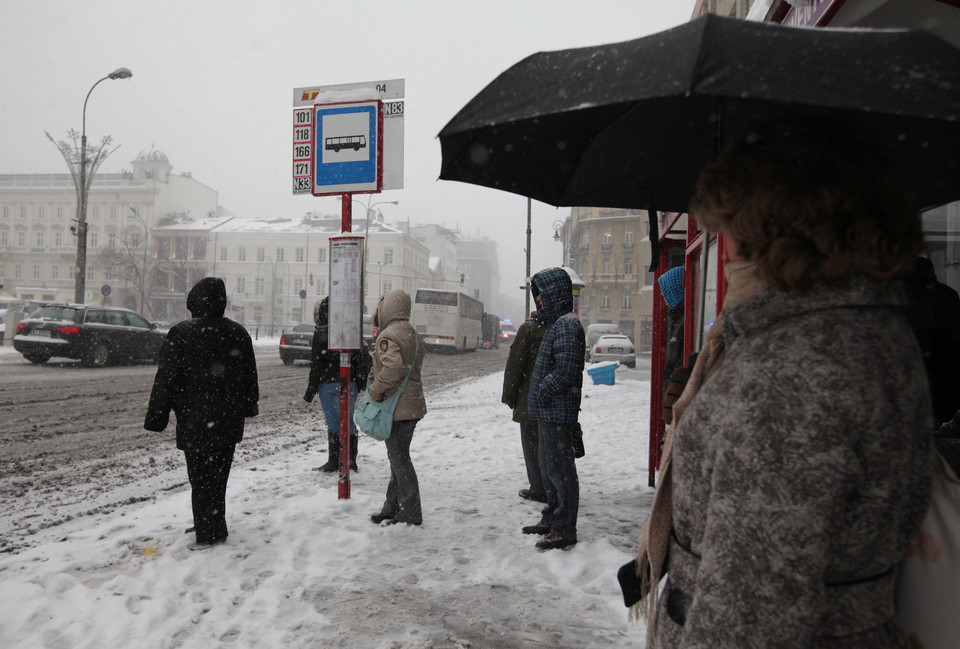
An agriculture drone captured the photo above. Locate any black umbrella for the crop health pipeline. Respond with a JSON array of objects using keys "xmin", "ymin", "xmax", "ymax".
[{"xmin": 439, "ymin": 14, "xmax": 960, "ymax": 213}]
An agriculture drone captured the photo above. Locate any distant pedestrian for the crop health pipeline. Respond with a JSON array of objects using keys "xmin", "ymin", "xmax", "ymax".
[
  {"xmin": 303, "ymin": 297, "xmax": 372, "ymax": 472},
  {"xmin": 502, "ymin": 311, "xmax": 547, "ymax": 503},
  {"xmin": 368, "ymin": 289, "xmax": 427, "ymax": 526},
  {"xmin": 522, "ymin": 268, "xmax": 585, "ymax": 551},
  {"xmin": 144, "ymin": 277, "xmax": 259, "ymax": 547}
]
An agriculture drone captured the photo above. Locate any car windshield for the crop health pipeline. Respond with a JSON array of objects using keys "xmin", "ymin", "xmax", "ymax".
[
  {"xmin": 293, "ymin": 323, "xmax": 314, "ymax": 332},
  {"xmin": 501, "ymin": 324, "xmax": 516, "ymax": 333},
  {"xmin": 31, "ymin": 306, "xmax": 78, "ymax": 322}
]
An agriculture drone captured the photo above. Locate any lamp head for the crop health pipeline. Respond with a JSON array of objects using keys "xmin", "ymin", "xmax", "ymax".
[{"xmin": 108, "ymin": 68, "xmax": 133, "ymax": 80}]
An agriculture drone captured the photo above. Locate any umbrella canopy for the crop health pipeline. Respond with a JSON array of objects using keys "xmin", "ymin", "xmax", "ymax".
[{"xmin": 438, "ymin": 14, "xmax": 960, "ymax": 213}]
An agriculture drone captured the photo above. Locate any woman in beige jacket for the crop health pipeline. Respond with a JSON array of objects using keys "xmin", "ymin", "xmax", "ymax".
[{"xmin": 368, "ymin": 289, "xmax": 427, "ymax": 526}]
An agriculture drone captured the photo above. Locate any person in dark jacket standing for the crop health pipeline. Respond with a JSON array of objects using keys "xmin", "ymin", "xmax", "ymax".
[
  {"xmin": 144, "ymin": 277, "xmax": 259, "ymax": 547},
  {"xmin": 522, "ymin": 268, "xmax": 585, "ymax": 551},
  {"xmin": 303, "ymin": 297, "xmax": 372, "ymax": 472},
  {"xmin": 501, "ymin": 312, "xmax": 547, "ymax": 503}
]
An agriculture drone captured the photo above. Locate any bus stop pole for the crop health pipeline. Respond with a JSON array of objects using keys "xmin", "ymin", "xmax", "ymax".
[{"xmin": 338, "ymin": 193, "xmax": 353, "ymax": 500}]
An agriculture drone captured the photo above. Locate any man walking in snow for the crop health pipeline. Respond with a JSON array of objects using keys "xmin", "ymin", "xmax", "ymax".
[
  {"xmin": 522, "ymin": 267, "xmax": 585, "ymax": 550},
  {"xmin": 144, "ymin": 277, "xmax": 260, "ymax": 547}
]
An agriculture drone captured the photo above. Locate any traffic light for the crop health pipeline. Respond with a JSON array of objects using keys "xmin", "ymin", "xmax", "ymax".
[
  {"xmin": 459, "ymin": 273, "xmax": 465, "ymax": 287},
  {"xmin": 308, "ymin": 273, "xmax": 314, "ymax": 286}
]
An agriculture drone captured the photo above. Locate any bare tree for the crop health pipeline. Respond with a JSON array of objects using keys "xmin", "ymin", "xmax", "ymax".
[
  {"xmin": 99, "ymin": 215, "xmax": 157, "ymax": 317},
  {"xmin": 45, "ymin": 129, "xmax": 119, "ymax": 209}
]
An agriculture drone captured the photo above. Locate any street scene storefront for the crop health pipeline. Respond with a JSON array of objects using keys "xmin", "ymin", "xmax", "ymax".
[{"xmin": 647, "ymin": 0, "xmax": 960, "ymax": 485}]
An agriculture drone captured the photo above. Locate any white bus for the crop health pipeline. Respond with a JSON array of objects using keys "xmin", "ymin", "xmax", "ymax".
[{"xmin": 412, "ymin": 288, "xmax": 483, "ymax": 352}]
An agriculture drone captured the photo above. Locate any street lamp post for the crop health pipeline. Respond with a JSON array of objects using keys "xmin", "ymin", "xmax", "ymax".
[
  {"xmin": 352, "ymin": 197, "xmax": 397, "ymax": 308},
  {"xmin": 74, "ymin": 68, "xmax": 133, "ymax": 304}
]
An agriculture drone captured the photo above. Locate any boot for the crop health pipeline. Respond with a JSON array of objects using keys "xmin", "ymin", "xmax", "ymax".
[
  {"xmin": 315, "ymin": 431, "xmax": 340, "ymax": 472},
  {"xmin": 349, "ymin": 435, "xmax": 359, "ymax": 472}
]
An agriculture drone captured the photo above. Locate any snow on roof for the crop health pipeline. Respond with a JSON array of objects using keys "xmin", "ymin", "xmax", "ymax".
[
  {"xmin": 428, "ymin": 256, "xmax": 441, "ymax": 271},
  {"xmin": 208, "ymin": 216, "xmax": 403, "ymax": 235}
]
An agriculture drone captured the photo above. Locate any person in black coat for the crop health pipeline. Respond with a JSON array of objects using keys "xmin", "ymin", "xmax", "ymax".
[
  {"xmin": 903, "ymin": 256, "xmax": 960, "ymax": 426},
  {"xmin": 303, "ymin": 297, "xmax": 372, "ymax": 472},
  {"xmin": 144, "ymin": 277, "xmax": 259, "ymax": 546}
]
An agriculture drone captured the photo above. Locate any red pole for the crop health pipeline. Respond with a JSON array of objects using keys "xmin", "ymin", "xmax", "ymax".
[{"xmin": 338, "ymin": 194, "xmax": 353, "ymax": 500}]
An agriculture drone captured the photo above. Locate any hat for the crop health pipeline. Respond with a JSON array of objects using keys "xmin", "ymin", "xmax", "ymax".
[{"xmin": 658, "ymin": 267, "xmax": 684, "ymax": 309}]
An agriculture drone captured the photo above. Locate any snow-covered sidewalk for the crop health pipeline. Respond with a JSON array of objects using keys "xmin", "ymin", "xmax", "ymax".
[{"xmin": 0, "ymin": 367, "xmax": 654, "ymax": 649}]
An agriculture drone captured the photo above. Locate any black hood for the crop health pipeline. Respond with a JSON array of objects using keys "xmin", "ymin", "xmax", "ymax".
[
  {"xmin": 314, "ymin": 297, "xmax": 329, "ymax": 327},
  {"xmin": 187, "ymin": 277, "xmax": 227, "ymax": 318}
]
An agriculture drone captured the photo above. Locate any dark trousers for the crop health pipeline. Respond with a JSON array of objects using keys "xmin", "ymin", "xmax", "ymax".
[
  {"xmin": 520, "ymin": 420, "xmax": 546, "ymax": 498},
  {"xmin": 184, "ymin": 445, "xmax": 235, "ymax": 544},
  {"xmin": 380, "ymin": 419, "xmax": 422, "ymax": 524},
  {"xmin": 538, "ymin": 421, "xmax": 579, "ymax": 540}
]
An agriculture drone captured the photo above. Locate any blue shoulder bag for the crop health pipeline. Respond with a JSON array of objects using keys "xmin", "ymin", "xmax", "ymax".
[{"xmin": 354, "ymin": 335, "xmax": 418, "ymax": 441}]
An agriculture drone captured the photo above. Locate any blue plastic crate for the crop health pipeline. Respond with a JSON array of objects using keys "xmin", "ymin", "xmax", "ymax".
[{"xmin": 587, "ymin": 362, "xmax": 619, "ymax": 385}]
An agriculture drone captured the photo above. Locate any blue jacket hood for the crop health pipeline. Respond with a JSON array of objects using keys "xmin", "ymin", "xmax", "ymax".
[{"xmin": 531, "ymin": 267, "xmax": 573, "ymax": 325}]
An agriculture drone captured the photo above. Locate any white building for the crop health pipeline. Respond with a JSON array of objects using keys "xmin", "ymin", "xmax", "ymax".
[
  {"xmin": 209, "ymin": 212, "xmax": 431, "ymax": 333},
  {"xmin": 0, "ymin": 147, "xmax": 219, "ymax": 314}
]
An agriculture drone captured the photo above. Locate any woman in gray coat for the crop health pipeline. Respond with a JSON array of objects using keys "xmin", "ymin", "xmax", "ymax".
[{"xmin": 652, "ymin": 122, "xmax": 932, "ymax": 649}]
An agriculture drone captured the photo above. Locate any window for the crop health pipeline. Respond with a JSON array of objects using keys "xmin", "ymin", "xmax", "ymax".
[
  {"xmin": 383, "ymin": 281, "xmax": 393, "ymax": 294},
  {"xmin": 0, "ymin": 264, "xmax": 4, "ymax": 277},
  {"xmin": 602, "ymin": 258, "xmax": 611, "ymax": 275},
  {"xmin": 295, "ymin": 247, "xmax": 305, "ymax": 263},
  {"xmin": 601, "ymin": 227, "xmax": 613, "ymax": 250},
  {"xmin": 36, "ymin": 231, "xmax": 44, "ymax": 247},
  {"xmin": 105, "ymin": 266, "xmax": 113, "ymax": 281},
  {"xmin": 383, "ymin": 249, "xmax": 394, "ymax": 265},
  {"xmin": 54, "ymin": 232, "xmax": 62, "ymax": 248},
  {"xmin": 601, "ymin": 291, "xmax": 610, "ymax": 309},
  {"xmin": 52, "ymin": 264, "xmax": 59, "ymax": 279},
  {"xmin": 110, "ymin": 207, "xmax": 117, "ymax": 220},
  {"xmin": 581, "ymin": 230, "xmax": 589, "ymax": 246},
  {"xmin": 220, "ymin": 246, "xmax": 228, "ymax": 262},
  {"xmin": 256, "ymin": 247, "xmax": 265, "ymax": 262},
  {"xmin": 14, "ymin": 264, "xmax": 22, "ymax": 279},
  {"xmin": 20, "ymin": 207, "xmax": 27, "ymax": 219},
  {"xmin": 276, "ymin": 247, "xmax": 285, "ymax": 262},
  {"xmin": 625, "ymin": 225, "xmax": 635, "ymax": 244},
  {"xmin": 294, "ymin": 278, "xmax": 304, "ymax": 293},
  {"xmin": 238, "ymin": 247, "xmax": 247, "ymax": 262},
  {"xmin": 0, "ymin": 231, "xmax": 6, "ymax": 246},
  {"xmin": 316, "ymin": 282, "xmax": 324, "ymax": 296},
  {"xmin": 90, "ymin": 232, "xmax": 99, "ymax": 248},
  {"xmin": 56, "ymin": 207, "xmax": 63, "ymax": 220},
  {"xmin": 18, "ymin": 231, "xmax": 26, "ymax": 247},
  {"xmin": 318, "ymin": 248, "xmax": 327, "ymax": 263},
  {"xmin": 32, "ymin": 264, "xmax": 41, "ymax": 280},
  {"xmin": 92, "ymin": 207, "xmax": 99, "ymax": 221},
  {"xmin": 86, "ymin": 266, "xmax": 95, "ymax": 281},
  {"xmin": 38, "ymin": 208, "xmax": 45, "ymax": 220},
  {"xmin": 129, "ymin": 231, "xmax": 140, "ymax": 248},
  {"xmin": 255, "ymin": 277, "xmax": 265, "ymax": 295},
  {"xmin": 622, "ymin": 292, "xmax": 632, "ymax": 309},
  {"xmin": 275, "ymin": 278, "xmax": 284, "ymax": 295},
  {"xmin": 108, "ymin": 233, "xmax": 117, "ymax": 249},
  {"xmin": 236, "ymin": 277, "xmax": 246, "ymax": 294},
  {"xmin": 624, "ymin": 257, "xmax": 633, "ymax": 279},
  {"xmin": 2, "ymin": 207, "xmax": 7, "ymax": 218}
]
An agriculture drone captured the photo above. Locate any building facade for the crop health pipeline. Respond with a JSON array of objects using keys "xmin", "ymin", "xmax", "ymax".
[
  {"xmin": 562, "ymin": 207, "xmax": 655, "ymax": 351},
  {"xmin": 0, "ymin": 147, "xmax": 219, "ymax": 315}
]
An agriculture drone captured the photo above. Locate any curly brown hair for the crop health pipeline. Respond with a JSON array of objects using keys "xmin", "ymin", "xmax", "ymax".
[{"xmin": 690, "ymin": 121, "xmax": 922, "ymax": 291}]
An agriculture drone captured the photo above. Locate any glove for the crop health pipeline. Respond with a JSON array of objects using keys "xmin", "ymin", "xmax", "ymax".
[{"xmin": 303, "ymin": 388, "xmax": 315, "ymax": 403}]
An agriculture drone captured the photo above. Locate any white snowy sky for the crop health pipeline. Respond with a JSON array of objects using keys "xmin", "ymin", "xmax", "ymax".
[
  {"xmin": 0, "ymin": 0, "xmax": 695, "ymax": 295},
  {"xmin": 0, "ymin": 340, "xmax": 655, "ymax": 649}
]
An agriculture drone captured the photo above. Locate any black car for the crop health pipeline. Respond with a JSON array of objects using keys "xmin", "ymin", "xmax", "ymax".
[
  {"xmin": 279, "ymin": 323, "xmax": 315, "ymax": 365},
  {"xmin": 13, "ymin": 303, "xmax": 166, "ymax": 367}
]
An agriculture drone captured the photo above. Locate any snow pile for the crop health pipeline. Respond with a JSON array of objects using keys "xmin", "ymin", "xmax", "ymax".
[{"xmin": 0, "ymin": 366, "xmax": 654, "ymax": 649}]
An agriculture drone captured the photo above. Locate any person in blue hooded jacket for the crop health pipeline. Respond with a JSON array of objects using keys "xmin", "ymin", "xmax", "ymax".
[
  {"xmin": 522, "ymin": 267, "xmax": 585, "ymax": 551},
  {"xmin": 144, "ymin": 277, "xmax": 259, "ymax": 547}
]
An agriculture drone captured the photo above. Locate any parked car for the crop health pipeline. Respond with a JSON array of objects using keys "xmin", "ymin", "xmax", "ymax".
[
  {"xmin": 590, "ymin": 334, "xmax": 636, "ymax": 368},
  {"xmin": 13, "ymin": 304, "xmax": 166, "ymax": 367},
  {"xmin": 279, "ymin": 322, "xmax": 315, "ymax": 365},
  {"xmin": 363, "ymin": 314, "xmax": 377, "ymax": 345},
  {"xmin": 499, "ymin": 321, "xmax": 517, "ymax": 345},
  {"xmin": 585, "ymin": 323, "xmax": 620, "ymax": 360}
]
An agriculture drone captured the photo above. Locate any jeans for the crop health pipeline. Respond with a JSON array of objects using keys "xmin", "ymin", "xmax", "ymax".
[
  {"xmin": 537, "ymin": 420, "xmax": 579, "ymax": 539},
  {"xmin": 520, "ymin": 420, "xmax": 545, "ymax": 497},
  {"xmin": 380, "ymin": 419, "xmax": 422, "ymax": 524},
  {"xmin": 319, "ymin": 382, "xmax": 358, "ymax": 435}
]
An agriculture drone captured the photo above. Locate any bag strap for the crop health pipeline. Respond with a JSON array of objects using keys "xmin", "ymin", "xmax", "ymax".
[{"xmin": 398, "ymin": 331, "xmax": 419, "ymax": 390}]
